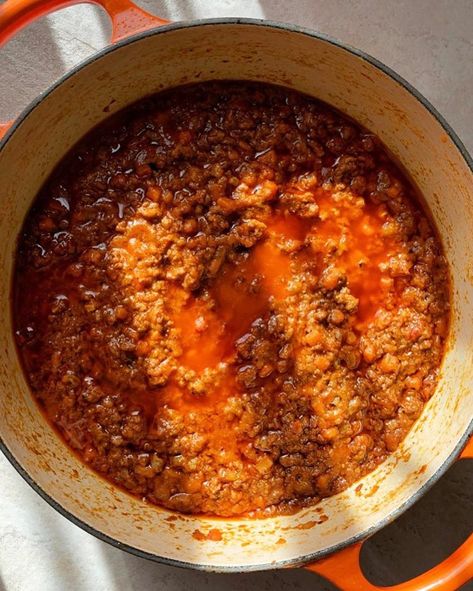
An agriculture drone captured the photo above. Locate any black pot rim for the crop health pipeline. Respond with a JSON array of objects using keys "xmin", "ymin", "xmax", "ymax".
[{"xmin": 1, "ymin": 16, "xmax": 472, "ymax": 574}]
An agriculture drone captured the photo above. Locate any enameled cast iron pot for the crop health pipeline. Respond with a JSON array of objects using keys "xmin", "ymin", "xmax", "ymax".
[{"xmin": 0, "ymin": 1, "xmax": 472, "ymax": 588}]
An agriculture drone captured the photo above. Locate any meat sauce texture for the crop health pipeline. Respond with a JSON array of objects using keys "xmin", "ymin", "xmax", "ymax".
[{"xmin": 14, "ymin": 82, "xmax": 450, "ymax": 517}]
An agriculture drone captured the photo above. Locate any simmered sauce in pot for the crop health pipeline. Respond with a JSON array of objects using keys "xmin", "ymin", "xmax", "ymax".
[{"xmin": 14, "ymin": 82, "xmax": 449, "ymax": 516}]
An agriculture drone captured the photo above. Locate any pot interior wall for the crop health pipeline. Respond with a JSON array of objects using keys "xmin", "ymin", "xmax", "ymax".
[{"xmin": 0, "ymin": 22, "xmax": 472, "ymax": 570}]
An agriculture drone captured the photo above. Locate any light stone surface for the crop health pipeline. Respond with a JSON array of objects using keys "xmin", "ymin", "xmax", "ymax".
[{"xmin": 0, "ymin": 1, "xmax": 472, "ymax": 590}]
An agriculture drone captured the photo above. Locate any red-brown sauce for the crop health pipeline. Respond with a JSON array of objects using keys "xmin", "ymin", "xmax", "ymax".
[{"xmin": 14, "ymin": 82, "xmax": 450, "ymax": 516}]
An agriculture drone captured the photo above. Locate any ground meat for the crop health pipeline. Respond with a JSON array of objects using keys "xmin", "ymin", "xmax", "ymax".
[{"xmin": 13, "ymin": 81, "xmax": 450, "ymax": 517}]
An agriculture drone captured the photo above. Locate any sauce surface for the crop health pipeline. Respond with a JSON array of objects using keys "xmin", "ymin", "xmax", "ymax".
[{"xmin": 14, "ymin": 82, "xmax": 450, "ymax": 516}]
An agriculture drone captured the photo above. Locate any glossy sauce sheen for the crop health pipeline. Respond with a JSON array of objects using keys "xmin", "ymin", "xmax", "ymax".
[{"xmin": 14, "ymin": 82, "xmax": 450, "ymax": 517}]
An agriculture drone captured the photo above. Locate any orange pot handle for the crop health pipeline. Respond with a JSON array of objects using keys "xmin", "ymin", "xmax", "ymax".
[
  {"xmin": 306, "ymin": 435, "xmax": 473, "ymax": 591},
  {"xmin": 0, "ymin": 0, "xmax": 168, "ymax": 139}
]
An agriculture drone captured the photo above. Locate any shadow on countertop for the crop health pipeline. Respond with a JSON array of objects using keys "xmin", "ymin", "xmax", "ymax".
[{"xmin": 361, "ymin": 458, "xmax": 473, "ymax": 590}]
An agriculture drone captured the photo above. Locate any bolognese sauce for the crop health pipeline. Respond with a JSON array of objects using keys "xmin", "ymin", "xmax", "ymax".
[{"xmin": 14, "ymin": 82, "xmax": 449, "ymax": 516}]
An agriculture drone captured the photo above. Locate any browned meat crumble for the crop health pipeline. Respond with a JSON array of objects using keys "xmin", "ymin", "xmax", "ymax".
[{"xmin": 14, "ymin": 81, "xmax": 449, "ymax": 517}]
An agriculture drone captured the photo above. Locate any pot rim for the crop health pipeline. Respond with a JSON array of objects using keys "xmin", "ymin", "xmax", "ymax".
[{"xmin": 1, "ymin": 16, "xmax": 472, "ymax": 573}]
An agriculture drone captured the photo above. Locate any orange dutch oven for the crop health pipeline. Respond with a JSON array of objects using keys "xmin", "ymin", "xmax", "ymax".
[{"xmin": 0, "ymin": 1, "xmax": 472, "ymax": 589}]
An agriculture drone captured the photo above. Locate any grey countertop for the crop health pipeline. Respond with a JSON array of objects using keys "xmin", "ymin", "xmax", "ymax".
[{"xmin": 0, "ymin": 1, "xmax": 472, "ymax": 590}]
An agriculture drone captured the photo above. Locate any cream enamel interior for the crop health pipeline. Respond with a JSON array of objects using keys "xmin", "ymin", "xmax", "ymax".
[{"xmin": 0, "ymin": 22, "xmax": 472, "ymax": 570}]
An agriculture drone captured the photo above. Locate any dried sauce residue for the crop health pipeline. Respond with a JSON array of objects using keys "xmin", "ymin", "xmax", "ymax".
[{"xmin": 192, "ymin": 528, "xmax": 223, "ymax": 542}]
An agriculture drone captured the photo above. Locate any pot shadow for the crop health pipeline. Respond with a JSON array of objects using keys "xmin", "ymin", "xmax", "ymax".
[{"xmin": 360, "ymin": 457, "xmax": 473, "ymax": 590}]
